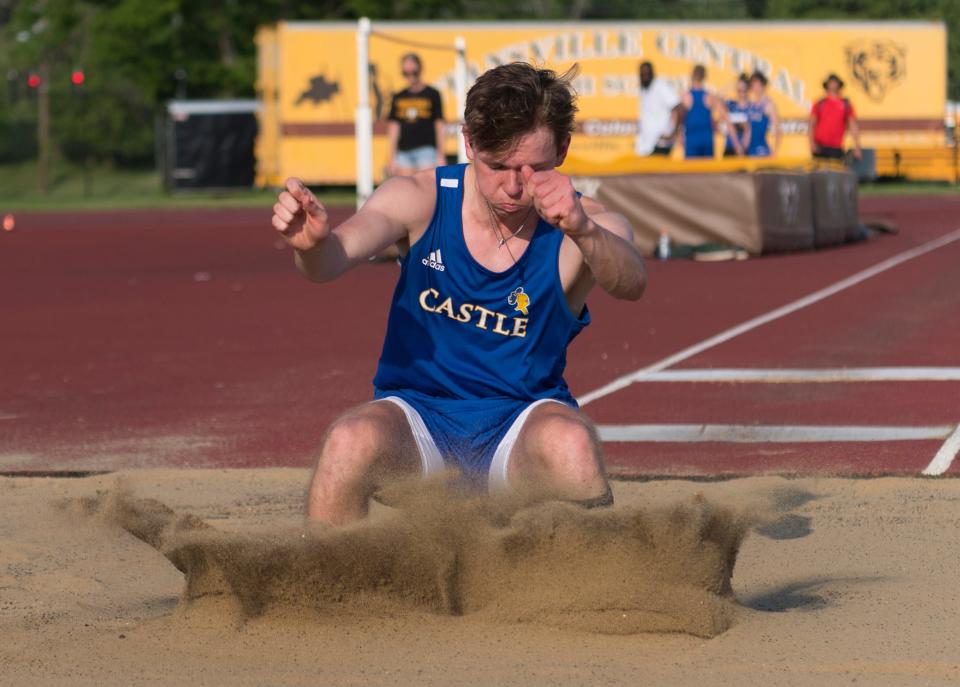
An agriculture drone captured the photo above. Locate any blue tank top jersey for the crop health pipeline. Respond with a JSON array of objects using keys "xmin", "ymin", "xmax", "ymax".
[
  {"xmin": 725, "ymin": 98, "xmax": 749, "ymax": 154},
  {"xmin": 373, "ymin": 163, "xmax": 590, "ymax": 407},
  {"xmin": 747, "ymin": 99, "xmax": 771, "ymax": 156},
  {"xmin": 684, "ymin": 89, "xmax": 714, "ymax": 158}
]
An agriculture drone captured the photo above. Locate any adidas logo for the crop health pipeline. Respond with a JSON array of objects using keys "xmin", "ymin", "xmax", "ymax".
[{"xmin": 421, "ymin": 249, "xmax": 446, "ymax": 272}]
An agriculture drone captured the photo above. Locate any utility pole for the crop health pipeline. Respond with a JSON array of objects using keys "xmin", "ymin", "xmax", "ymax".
[{"xmin": 37, "ymin": 63, "xmax": 50, "ymax": 196}]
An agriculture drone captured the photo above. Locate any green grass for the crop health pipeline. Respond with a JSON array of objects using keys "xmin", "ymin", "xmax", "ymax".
[
  {"xmin": 2, "ymin": 159, "xmax": 956, "ymax": 213},
  {"xmin": 858, "ymin": 180, "xmax": 960, "ymax": 196},
  {"xmin": 0, "ymin": 160, "xmax": 356, "ymax": 211}
]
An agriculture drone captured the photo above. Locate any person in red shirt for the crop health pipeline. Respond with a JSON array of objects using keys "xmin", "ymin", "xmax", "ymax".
[{"xmin": 809, "ymin": 74, "xmax": 862, "ymax": 160}]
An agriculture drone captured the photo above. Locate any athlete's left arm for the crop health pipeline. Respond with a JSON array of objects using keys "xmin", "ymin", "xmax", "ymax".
[
  {"xmin": 564, "ymin": 197, "xmax": 647, "ymax": 303},
  {"xmin": 522, "ymin": 166, "xmax": 646, "ymax": 306},
  {"xmin": 523, "ymin": 166, "xmax": 646, "ymax": 308}
]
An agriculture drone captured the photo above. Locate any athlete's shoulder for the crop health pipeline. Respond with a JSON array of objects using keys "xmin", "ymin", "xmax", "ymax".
[
  {"xmin": 378, "ymin": 168, "xmax": 436, "ymax": 195},
  {"xmin": 365, "ymin": 170, "xmax": 438, "ymax": 227}
]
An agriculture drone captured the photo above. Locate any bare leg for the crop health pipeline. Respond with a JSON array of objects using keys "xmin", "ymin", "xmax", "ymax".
[
  {"xmin": 307, "ymin": 401, "xmax": 421, "ymax": 524},
  {"xmin": 506, "ymin": 402, "xmax": 611, "ymax": 504}
]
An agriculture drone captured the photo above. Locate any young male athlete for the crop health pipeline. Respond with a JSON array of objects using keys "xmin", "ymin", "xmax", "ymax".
[{"xmin": 271, "ymin": 62, "xmax": 647, "ymax": 525}]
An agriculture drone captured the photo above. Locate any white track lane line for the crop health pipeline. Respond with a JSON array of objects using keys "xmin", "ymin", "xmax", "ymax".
[
  {"xmin": 597, "ymin": 424, "xmax": 955, "ymax": 443},
  {"xmin": 578, "ymin": 227, "xmax": 960, "ymax": 407},
  {"xmin": 922, "ymin": 423, "xmax": 960, "ymax": 476},
  {"xmin": 631, "ymin": 367, "xmax": 960, "ymax": 383}
]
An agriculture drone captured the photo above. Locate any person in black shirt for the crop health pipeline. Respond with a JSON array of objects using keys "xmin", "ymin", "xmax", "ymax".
[{"xmin": 387, "ymin": 53, "xmax": 447, "ymax": 176}]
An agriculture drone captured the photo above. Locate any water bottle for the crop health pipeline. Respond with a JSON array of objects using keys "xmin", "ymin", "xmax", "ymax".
[{"xmin": 658, "ymin": 230, "xmax": 671, "ymax": 261}]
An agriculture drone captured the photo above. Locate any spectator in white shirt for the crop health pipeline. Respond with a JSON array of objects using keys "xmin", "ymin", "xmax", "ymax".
[{"xmin": 635, "ymin": 61, "xmax": 681, "ymax": 156}]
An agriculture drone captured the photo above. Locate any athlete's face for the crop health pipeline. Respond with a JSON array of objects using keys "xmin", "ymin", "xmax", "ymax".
[
  {"xmin": 465, "ymin": 126, "xmax": 570, "ymax": 218},
  {"xmin": 749, "ymin": 79, "xmax": 765, "ymax": 97}
]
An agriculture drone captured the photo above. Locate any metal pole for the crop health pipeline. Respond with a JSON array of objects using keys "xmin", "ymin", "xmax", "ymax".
[
  {"xmin": 355, "ymin": 17, "xmax": 373, "ymax": 209},
  {"xmin": 37, "ymin": 63, "xmax": 50, "ymax": 196},
  {"xmin": 454, "ymin": 37, "xmax": 467, "ymax": 163}
]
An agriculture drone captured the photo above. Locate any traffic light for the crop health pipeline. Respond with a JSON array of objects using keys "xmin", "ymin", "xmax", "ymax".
[
  {"xmin": 27, "ymin": 72, "xmax": 41, "ymax": 89},
  {"xmin": 70, "ymin": 69, "xmax": 85, "ymax": 86}
]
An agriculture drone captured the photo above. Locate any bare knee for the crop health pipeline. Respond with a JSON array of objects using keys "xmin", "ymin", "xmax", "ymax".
[
  {"xmin": 532, "ymin": 413, "xmax": 603, "ymax": 483},
  {"xmin": 510, "ymin": 407, "xmax": 606, "ymax": 497},
  {"xmin": 318, "ymin": 404, "xmax": 414, "ymax": 480},
  {"xmin": 307, "ymin": 403, "xmax": 419, "ymax": 524},
  {"xmin": 322, "ymin": 412, "xmax": 385, "ymax": 467}
]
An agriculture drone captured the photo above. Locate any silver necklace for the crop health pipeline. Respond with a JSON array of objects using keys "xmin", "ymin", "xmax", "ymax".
[
  {"xmin": 477, "ymin": 191, "xmax": 530, "ymax": 300},
  {"xmin": 484, "ymin": 200, "xmax": 534, "ymax": 248}
]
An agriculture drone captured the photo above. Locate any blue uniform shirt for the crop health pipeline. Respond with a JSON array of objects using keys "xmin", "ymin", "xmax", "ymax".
[
  {"xmin": 372, "ymin": 164, "xmax": 590, "ymax": 474},
  {"xmin": 725, "ymin": 98, "xmax": 749, "ymax": 155},
  {"xmin": 747, "ymin": 99, "xmax": 771, "ymax": 157},
  {"xmin": 684, "ymin": 88, "xmax": 714, "ymax": 158}
]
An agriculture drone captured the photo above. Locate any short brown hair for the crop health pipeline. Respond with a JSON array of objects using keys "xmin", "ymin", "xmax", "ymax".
[{"xmin": 464, "ymin": 62, "xmax": 578, "ymax": 157}]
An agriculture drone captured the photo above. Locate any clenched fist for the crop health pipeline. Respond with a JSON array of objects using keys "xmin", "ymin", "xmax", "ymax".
[
  {"xmin": 521, "ymin": 165, "xmax": 589, "ymax": 237},
  {"xmin": 272, "ymin": 177, "xmax": 330, "ymax": 252}
]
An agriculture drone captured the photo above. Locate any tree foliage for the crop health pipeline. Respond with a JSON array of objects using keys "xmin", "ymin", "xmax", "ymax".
[{"xmin": 0, "ymin": 0, "xmax": 957, "ymax": 167}]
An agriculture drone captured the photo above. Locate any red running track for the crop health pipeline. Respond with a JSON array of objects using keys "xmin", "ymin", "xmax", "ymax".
[{"xmin": 1, "ymin": 197, "xmax": 958, "ymax": 476}]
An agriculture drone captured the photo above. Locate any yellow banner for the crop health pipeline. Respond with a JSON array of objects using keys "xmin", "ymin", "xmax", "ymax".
[{"xmin": 256, "ymin": 20, "xmax": 947, "ymax": 185}]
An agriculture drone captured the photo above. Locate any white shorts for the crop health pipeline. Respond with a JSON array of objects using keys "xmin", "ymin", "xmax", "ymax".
[{"xmin": 377, "ymin": 396, "xmax": 564, "ymax": 492}]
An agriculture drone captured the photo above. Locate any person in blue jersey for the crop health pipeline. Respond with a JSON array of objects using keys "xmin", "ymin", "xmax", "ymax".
[
  {"xmin": 270, "ymin": 62, "xmax": 646, "ymax": 525},
  {"xmin": 747, "ymin": 71, "xmax": 781, "ymax": 157},
  {"xmin": 724, "ymin": 74, "xmax": 751, "ymax": 158},
  {"xmin": 681, "ymin": 64, "xmax": 740, "ymax": 159}
]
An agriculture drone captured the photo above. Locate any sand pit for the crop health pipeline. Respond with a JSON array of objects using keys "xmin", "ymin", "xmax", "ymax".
[
  {"xmin": 66, "ymin": 477, "xmax": 752, "ymax": 638},
  {"xmin": 2, "ymin": 470, "xmax": 960, "ymax": 686}
]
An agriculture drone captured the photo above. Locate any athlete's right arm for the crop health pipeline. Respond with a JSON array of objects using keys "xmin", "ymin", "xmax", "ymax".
[{"xmin": 271, "ymin": 173, "xmax": 434, "ymax": 282}]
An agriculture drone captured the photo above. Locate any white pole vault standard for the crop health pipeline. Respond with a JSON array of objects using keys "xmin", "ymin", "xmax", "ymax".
[
  {"xmin": 578, "ymin": 227, "xmax": 960, "ymax": 407},
  {"xmin": 355, "ymin": 17, "xmax": 374, "ymax": 209},
  {"xmin": 596, "ymin": 424, "xmax": 957, "ymax": 443},
  {"xmin": 629, "ymin": 367, "xmax": 960, "ymax": 383},
  {"xmin": 454, "ymin": 36, "xmax": 467, "ymax": 163},
  {"xmin": 922, "ymin": 423, "xmax": 960, "ymax": 476},
  {"xmin": 357, "ymin": 28, "xmax": 468, "ymax": 204}
]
